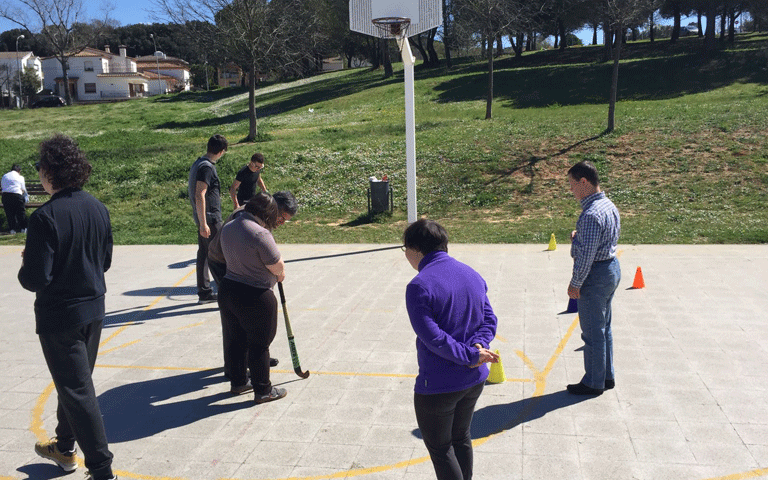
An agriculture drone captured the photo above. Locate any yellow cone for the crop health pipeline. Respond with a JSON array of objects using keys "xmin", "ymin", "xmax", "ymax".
[
  {"xmin": 547, "ymin": 233, "xmax": 557, "ymax": 251},
  {"xmin": 486, "ymin": 349, "xmax": 506, "ymax": 384}
]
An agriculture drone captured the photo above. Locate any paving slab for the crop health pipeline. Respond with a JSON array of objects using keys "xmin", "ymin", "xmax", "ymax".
[{"xmin": 1, "ymin": 244, "xmax": 767, "ymax": 480}]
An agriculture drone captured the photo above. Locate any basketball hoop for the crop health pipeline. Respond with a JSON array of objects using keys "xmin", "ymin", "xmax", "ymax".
[{"xmin": 372, "ymin": 17, "xmax": 411, "ymax": 39}]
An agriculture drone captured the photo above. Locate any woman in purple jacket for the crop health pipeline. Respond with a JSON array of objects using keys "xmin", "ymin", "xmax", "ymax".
[{"xmin": 403, "ymin": 219, "xmax": 499, "ymax": 480}]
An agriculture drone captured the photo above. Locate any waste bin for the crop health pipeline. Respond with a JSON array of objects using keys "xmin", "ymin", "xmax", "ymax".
[{"xmin": 368, "ymin": 179, "xmax": 392, "ymax": 214}]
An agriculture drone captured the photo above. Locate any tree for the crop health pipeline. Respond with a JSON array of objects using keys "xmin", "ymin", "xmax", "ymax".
[
  {"xmin": 600, "ymin": 0, "xmax": 656, "ymax": 131},
  {"xmin": 0, "ymin": 0, "xmax": 112, "ymax": 105},
  {"xmin": 15, "ymin": 65, "xmax": 42, "ymax": 96},
  {"xmin": 453, "ymin": 0, "xmax": 520, "ymax": 119},
  {"xmin": 156, "ymin": 0, "xmax": 321, "ymax": 141}
]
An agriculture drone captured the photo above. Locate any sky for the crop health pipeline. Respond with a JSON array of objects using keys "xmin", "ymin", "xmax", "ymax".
[
  {"xmin": 2, "ymin": 0, "xmax": 705, "ymax": 52},
  {"xmin": 0, "ymin": 0, "xmax": 163, "ymax": 35}
]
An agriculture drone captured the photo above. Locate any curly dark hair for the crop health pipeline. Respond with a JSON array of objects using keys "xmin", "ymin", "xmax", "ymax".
[
  {"xmin": 244, "ymin": 192, "xmax": 279, "ymax": 230},
  {"xmin": 38, "ymin": 134, "xmax": 92, "ymax": 190}
]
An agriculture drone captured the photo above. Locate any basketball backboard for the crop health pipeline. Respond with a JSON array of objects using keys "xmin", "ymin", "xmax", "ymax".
[{"xmin": 349, "ymin": 0, "xmax": 442, "ymax": 38}]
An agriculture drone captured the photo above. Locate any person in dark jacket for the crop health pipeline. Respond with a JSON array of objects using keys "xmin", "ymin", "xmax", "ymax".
[
  {"xmin": 403, "ymin": 219, "xmax": 499, "ymax": 480},
  {"xmin": 18, "ymin": 134, "xmax": 117, "ymax": 480}
]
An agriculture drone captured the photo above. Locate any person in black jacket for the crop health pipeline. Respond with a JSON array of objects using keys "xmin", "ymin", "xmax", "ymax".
[{"xmin": 18, "ymin": 134, "xmax": 117, "ymax": 480}]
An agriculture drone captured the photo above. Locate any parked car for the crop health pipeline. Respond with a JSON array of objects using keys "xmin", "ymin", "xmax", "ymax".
[
  {"xmin": 31, "ymin": 95, "xmax": 66, "ymax": 108},
  {"xmin": 680, "ymin": 25, "xmax": 700, "ymax": 36}
]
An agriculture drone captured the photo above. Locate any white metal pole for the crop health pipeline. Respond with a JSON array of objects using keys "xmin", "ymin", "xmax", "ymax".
[
  {"xmin": 17, "ymin": 35, "xmax": 25, "ymax": 108},
  {"xmin": 397, "ymin": 36, "xmax": 417, "ymax": 223}
]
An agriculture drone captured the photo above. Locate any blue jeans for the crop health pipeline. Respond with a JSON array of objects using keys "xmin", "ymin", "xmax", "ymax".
[{"xmin": 578, "ymin": 258, "xmax": 620, "ymax": 390}]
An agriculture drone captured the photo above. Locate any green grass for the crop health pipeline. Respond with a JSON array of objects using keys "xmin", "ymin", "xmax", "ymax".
[{"xmin": 1, "ymin": 33, "xmax": 767, "ymax": 245}]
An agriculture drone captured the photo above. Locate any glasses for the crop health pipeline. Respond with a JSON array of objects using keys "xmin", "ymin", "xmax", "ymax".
[{"xmin": 277, "ymin": 212, "xmax": 292, "ymax": 225}]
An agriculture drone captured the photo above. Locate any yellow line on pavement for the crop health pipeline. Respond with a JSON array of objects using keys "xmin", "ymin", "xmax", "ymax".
[{"xmin": 700, "ymin": 469, "xmax": 768, "ymax": 480}]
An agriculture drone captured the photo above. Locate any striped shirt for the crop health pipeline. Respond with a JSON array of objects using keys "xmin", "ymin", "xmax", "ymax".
[{"xmin": 570, "ymin": 191, "xmax": 620, "ymax": 288}]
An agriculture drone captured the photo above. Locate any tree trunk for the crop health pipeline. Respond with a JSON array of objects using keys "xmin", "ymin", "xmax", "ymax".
[
  {"xmin": 370, "ymin": 38, "xmax": 380, "ymax": 69},
  {"xmin": 410, "ymin": 34, "xmax": 429, "ymax": 64},
  {"xmin": 671, "ymin": 2, "xmax": 681, "ymax": 43},
  {"xmin": 704, "ymin": 1, "xmax": 717, "ymax": 54},
  {"xmin": 485, "ymin": 39, "xmax": 493, "ymax": 120},
  {"xmin": 603, "ymin": 22, "xmax": 613, "ymax": 62},
  {"xmin": 512, "ymin": 33, "xmax": 523, "ymax": 57},
  {"xmin": 719, "ymin": 6, "xmax": 727, "ymax": 41},
  {"xmin": 650, "ymin": 14, "xmax": 655, "ymax": 42},
  {"xmin": 59, "ymin": 56, "xmax": 72, "ymax": 105},
  {"xmin": 607, "ymin": 27, "xmax": 623, "ymax": 132},
  {"xmin": 480, "ymin": 33, "xmax": 486, "ymax": 58},
  {"xmin": 246, "ymin": 62, "xmax": 258, "ymax": 141},
  {"xmin": 697, "ymin": 12, "xmax": 703, "ymax": 37},
  {"xmin": 728, "ymin": 8, "xmax": 736, "ymax": 42},
  {"xmin": 495, "ymin": 33, "xmax": 503, "ymax": 56},
  {"xmin": 427, "ymin": 28, "xmax": 440, "ymax": 66},
  {"xmin": 592, "ymin": 25, "xmax": 598, "ymax": 45},
  {"xmin": 382, "ymin": 38, "xmax": 393, "ymax": 78},
  {"xmin": 558, "ymin": 18, "xmax": 566, "ymax": 50}
]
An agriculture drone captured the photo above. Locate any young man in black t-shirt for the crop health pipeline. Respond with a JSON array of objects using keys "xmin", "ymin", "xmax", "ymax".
[
  {"xmin": 229, "ymin": 152, "xmax": 267, "ymax": 209},
  {"xmin": 188, "ymin": 134, "xmax": 228, "ymax": 304}
]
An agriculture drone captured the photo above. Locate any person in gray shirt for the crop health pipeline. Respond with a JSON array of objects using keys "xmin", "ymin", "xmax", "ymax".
[{"xmin": 218, "ymin": 193, "xmax": 288, "ymax": 404}]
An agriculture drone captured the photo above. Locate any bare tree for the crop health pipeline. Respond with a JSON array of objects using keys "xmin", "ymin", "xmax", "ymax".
[
  {"xmin": 600, "ymin": 0, "xmax": 656, "ymax": 131},
  {"xmin": 155, "ymin": 0, "xmax": 320, "ymax": 141},
  {"xmin": 0, "ymin": 0, "xmax": 112, "ymax": 105},
  {"xmin": 454, "ymin": 0, "xmax": 521, "ymax": 119}
]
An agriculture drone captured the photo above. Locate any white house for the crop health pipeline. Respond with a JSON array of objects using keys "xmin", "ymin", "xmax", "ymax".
[
  {"xmin": 40, "ymin": 45, "xmax": 149, "ymax": 101},
  {"xmin": 135, "ymin": 52, "xmax": 192, "ymax": 94},
  {"xmin": 0, "ymin": 51, "xmax": 43, "ymax": 103}
]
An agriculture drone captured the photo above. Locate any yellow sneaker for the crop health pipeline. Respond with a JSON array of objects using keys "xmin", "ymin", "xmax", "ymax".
[{"xmin": 34, "ymin": 438, "xmax": 77, "ymax": 472}]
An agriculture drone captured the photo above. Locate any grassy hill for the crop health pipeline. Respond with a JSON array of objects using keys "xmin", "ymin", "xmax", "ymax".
[{"xmin": 1, "ymin": 33, "xmax": 767, "ymax": 245}]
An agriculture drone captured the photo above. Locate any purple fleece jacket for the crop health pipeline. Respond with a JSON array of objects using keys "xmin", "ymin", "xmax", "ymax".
[{"xmin": 405, "ymin": 251, "xmax": 498, "ymax": 395}]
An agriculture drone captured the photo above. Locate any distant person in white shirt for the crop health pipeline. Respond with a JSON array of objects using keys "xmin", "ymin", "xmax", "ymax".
[{"xmin": 1, "ymin": 164, "xmax": 28, "ymax": 234}]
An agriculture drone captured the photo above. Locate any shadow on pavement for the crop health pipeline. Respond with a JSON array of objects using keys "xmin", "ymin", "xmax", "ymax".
[
  {"xmin": 16, "ymin": 463, "xmax": 71, "ymax": 480},
  {"xmin": 99, "ymin": 368, "xmax": 252, "ymax": 443},
  {"xmin": 104, "ymin": 303, "xmax": 218, "ymax": 327},
  {"xmin": 412, "ymin": 390, "xmax": 592, "ymax": 440}
]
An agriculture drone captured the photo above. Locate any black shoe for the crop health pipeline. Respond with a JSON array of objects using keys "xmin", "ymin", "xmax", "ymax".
[
  {"xmin": 269, "ymin": 357, "xmax": 279, "ymax": 367},
  {"xmin": 567, "ymin": 382, "xmax": 603, "ymax": 395},
  {"xmin": 604, "ymin": 379, "xmax": 615, "ymax": 390},
  {"xmin": 198, "ymin": 293, "xmax": 218, "ymax": 305},
  {"xmin": 230, "ymin": 381, "xmax": 253, "ymax": 395}
]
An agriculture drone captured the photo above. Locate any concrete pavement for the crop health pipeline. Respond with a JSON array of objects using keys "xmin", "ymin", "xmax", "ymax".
[{"xmin": 1, "ymin": 243, "xmax": 767, "ymax": 480}]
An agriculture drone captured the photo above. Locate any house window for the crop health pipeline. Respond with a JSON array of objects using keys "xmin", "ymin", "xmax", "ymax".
[
  {"xmin": 84, "ymin": 61, "xmax": 93, "ymax": 72},
  {"xmin": 84, "ymin": 83, "xmax": 96, "ymax": 93}
]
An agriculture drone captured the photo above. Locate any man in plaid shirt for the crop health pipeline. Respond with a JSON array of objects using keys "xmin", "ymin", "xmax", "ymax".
[{"xmin": 566, "ymin": 161, "xmax": 621, "ymax": 395}]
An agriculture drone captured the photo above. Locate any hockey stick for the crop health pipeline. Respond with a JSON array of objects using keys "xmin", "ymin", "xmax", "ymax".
[{"xmin": 277, "ymin": 282, "xmax": 310, "ymax": 379}]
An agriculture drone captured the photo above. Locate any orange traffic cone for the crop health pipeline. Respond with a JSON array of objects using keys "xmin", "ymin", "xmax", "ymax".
[{"xmin": 632, "ymin": 266, "xmax": 645, "ymax": 289}]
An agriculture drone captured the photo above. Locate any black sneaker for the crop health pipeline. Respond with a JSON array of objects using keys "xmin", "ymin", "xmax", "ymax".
[
  {"xmin": 269, "ymin": 357, "xmax": 279, "ymax": 367},
  {"xmin": 198, "ymin": 294, "xmax": 218, "ymax": 305},
  {"xmin": 567, "ymin": 382, "xmax": 603, "ymax": 396}
]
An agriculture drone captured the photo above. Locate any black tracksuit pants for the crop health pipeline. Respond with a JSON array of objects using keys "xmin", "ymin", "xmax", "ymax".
[{"xmin": 38, "ymin": 320, "xmax": 114, "ymax": 480}]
